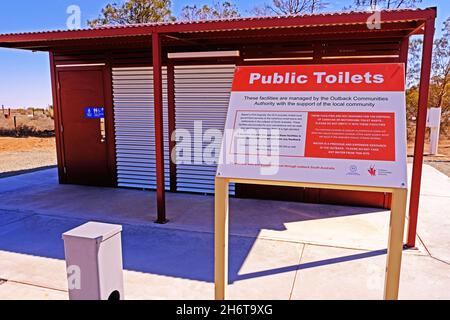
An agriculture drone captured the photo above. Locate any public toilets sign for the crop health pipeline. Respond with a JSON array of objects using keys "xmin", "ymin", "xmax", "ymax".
[{"xmin": 216, "ymin": 63, "xmax": 408, "ymax": 188}]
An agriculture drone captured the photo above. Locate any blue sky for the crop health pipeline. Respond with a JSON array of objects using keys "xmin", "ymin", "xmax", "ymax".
[{"xmin": 0, "ymin": 0, "xmax": 447, "ymax": 108}]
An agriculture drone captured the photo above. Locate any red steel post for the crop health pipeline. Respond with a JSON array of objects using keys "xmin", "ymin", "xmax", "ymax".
[
  {"xmin": 152, "ymin": 33, "xmax": 168, "ymax": 223},
  {"xmin": 167, "ymin": 60, "xmax": 177, "ymax": 192},
  {"xmin": 49, "ymin": 52, "xmax": 67, "ymax": 184},
  {"xmin": 407, "ymin": 18, "xmax": 435, "ymax": 247},
  {"xmin": 399, "ymin": 36, "xmax": 409, "ymax": 71}
]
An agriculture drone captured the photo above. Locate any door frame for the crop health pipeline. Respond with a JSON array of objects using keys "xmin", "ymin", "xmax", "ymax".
[{"xmin": 51, "ymin": 60, "xmax": 117, "ymax": 187}]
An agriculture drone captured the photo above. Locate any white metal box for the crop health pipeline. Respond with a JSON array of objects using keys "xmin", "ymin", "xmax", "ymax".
[{"xmin": 62, "ymin": 222, "xmax": 124, "ymax": 300}]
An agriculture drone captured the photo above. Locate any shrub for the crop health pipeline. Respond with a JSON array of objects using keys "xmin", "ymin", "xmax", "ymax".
[{"xmin": 0, "ymin": 124, "xmax": 55, "ymax": 137}]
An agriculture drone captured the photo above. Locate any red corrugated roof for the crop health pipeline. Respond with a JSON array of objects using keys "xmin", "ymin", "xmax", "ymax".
[{"xmin": 0, "ymin": 7, "xmax": 435, "ymax": 49}]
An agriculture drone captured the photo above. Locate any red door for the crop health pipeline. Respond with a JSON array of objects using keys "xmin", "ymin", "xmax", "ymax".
[{"xmin": 58, "ymin": 68, "xmax": 114, "ymax": 187}]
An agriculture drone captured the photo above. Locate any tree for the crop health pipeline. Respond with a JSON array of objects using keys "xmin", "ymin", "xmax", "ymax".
[
  {"xmin": 431, "ymin": 18, "xmax": 450, "ymax": 110},
  {"xmin": 179, "ymin": 1, "xmax": 240, "ymax": 21},
  {"xmin": 405, "ymin": 86, "xmax": 419, "ymax": 139},
  {"xmin": 353, "ymin": 0, "xmax": 422, "ymax": 10},
  {"xmin": 406, "ymin": 17, "xmax": 450, "ymax": 137},
  {"xmin": 429, "ymin": 17, "xmax": 450, "ymax": 134},
  {"xmin": 88, "ymin": 0, "xmax": 175, "ymax": 27},
  {"xmin": 407, "ymin": 38, "xmax": 423, "ymax": 87},
  {"xmin": 253, "ymin": 0, "xmax": 328, "ymax": 16}
]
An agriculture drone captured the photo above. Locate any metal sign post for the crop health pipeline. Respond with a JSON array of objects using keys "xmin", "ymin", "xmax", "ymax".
[{"xmin": 214, "ymin": 177, "xmax": 407, "ymax": 300}]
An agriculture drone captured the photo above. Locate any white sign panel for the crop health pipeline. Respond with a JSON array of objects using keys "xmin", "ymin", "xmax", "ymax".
[{"xmin": 217, "ymin": 64, "xmax": 408, "ymax": 189}]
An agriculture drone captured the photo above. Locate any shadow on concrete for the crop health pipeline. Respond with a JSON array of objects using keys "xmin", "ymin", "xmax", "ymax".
[
  {"xmin": 0, "ymin": 210, "xmax": 390, "ymax": 284},
  {"xmin": 0, "ymin": 212, "xmax": 252, "ymax": 283},
  {"xmin": 0, "ymin": 165, "xmax": 57, "ymax": 179},
  {"xmin": 0, "ymin": 168, "xmax": 387, "ymax": 284},
  {"xmin": 0, "ymin": 210, "xmax": 388, "ymax": 284},
  {"xmin": 235, "ymin": 249, "xmax": 388, "ymax": 281}
]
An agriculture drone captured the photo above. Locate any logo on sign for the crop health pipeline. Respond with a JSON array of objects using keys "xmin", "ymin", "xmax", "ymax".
[
  {"xmin": 368, "ymin": 165, "xmax": 377, "ymax": 176},
  {"xmin": 347, "ymin": 165, "xmax": 360, "ymax": 176}
]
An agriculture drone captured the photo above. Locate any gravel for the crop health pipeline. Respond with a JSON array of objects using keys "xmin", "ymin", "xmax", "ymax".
[
  {"xmin": 427, "ymin": 161, "xmax": 450, "ymax": 177},
  {"xmin": 0, "ymin": 150, "xmax": 57, "ymax": 175}
]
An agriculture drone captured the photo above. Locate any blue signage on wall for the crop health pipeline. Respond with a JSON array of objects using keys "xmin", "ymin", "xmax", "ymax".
[{"xmin": 85, "ymin": 107, "xmax": 105, "ymax": 119}]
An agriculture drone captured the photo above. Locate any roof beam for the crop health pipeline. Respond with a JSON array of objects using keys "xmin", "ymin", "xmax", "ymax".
[{"xmin": 162, "ymin": 33, "xmax": 200, "ymax": 46}]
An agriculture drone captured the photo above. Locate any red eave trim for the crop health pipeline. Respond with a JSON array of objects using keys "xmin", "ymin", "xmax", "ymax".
[{"xmin": 0, "ymin": 26, "xmax": 154, "ymax": 43}]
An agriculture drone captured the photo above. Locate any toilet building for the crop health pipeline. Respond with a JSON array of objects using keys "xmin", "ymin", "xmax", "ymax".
[{"xmin": 0, "ymin": 8, "xmax": 436, "ymax": 247}]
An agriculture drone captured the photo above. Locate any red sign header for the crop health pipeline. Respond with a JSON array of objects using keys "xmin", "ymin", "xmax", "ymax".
[{"xmin": 231, "ymin": 64, "xmax": 405, "ymax": 92}]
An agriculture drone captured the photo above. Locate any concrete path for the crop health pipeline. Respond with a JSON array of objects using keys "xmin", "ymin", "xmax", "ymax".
[{"xmin": 0, "ymin": 164, "xmax": 449, "ymax": 300}]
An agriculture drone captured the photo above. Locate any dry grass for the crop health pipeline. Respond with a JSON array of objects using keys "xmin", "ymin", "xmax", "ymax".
[{"xmin": 0, "ymin": 110, "xmax": 54, "ymax": 137}]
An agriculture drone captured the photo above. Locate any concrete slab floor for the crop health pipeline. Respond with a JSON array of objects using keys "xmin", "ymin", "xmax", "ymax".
[
  {"xmin": 0, "ymin": 169, "xmax": 419, "ymax": 252},
  {"xmin": 0, "ymin": 163, "xmax": 448, "ymax": 299},
  {"xmin": 0, "ymin": 281, "xmax": 67, "ymax": 300},
  {"xmin": 291, "ymin": 245, "xmax": 450, "ymax": 300}
]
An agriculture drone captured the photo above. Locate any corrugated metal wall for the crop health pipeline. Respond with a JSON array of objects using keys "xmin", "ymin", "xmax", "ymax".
[
  {"xmin": 112, "ymin": 66, "xmax": 170, "ymax": 189},
  {"xmin": 174, "ymin": 65, "xmax": 235, "ymax": 194},
  {"xmin": 112, "ymin": 64, "xmax": 235, "ymax": 194}
]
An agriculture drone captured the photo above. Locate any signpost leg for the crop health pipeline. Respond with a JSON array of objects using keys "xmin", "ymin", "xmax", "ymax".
[
  {"xmin": 215, "ymin": 177, "xmax": 229, "ymax": 300},
  {"xmin": 384, "ymin": 188, "xmax": 407, "ymax": 300}
]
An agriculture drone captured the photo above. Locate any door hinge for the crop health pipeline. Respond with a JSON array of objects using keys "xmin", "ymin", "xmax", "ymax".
[
  {"xmin": 60, "ymin": 124, "xmax": 64, "ymax": 133},
  {"xmin": 63, "ymin": 166, "xmax": 67, "ymax": 174},
  {"xmin": 57, "ymin": 81, "xmax": 60, "ymax": 91}
]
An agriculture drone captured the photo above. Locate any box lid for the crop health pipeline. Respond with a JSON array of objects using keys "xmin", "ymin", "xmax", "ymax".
[{"xmin": 62, "ymin": 222, "xmax": 122, "ymax": 242}]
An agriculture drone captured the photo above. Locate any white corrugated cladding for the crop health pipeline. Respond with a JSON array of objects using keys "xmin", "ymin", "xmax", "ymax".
[
  {"xmin": 112, "ymin": 67, "xmax": 170, "ymax": 190},
  {"xmin": 174, "ymin": 65, "xmax": 235, "ymax": 194}
]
